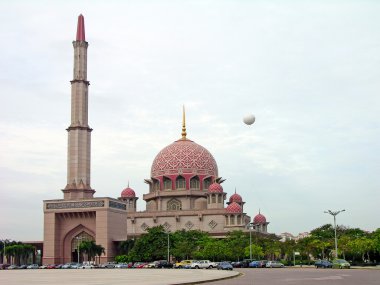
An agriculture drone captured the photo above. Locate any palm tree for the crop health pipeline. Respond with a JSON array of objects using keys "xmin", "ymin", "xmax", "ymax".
[{"xmin": 94, "ymin": 244, "xmax": 105, "ymax": 265}]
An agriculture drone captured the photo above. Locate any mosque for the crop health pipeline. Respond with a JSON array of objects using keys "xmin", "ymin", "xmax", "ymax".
[{"xmin": 42, "ymin": 15, "xmax": 269, "ymax": 264}]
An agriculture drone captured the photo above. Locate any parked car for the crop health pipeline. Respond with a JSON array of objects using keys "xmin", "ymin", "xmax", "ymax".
[
  {"xmin": 155, "ymin": 260, "xmax": 173, "ymax": 268},
  {"xmin": 217, "ymin": 262, "xmax": 233, "ymax": 271},
  {"xmin": 0, "ymin": 264, "xmax": 10, "ymax": 270},
  {"xmin": 100, "ymin": 262, "xmax": 116, "ymax": 268},
  {"xmin": 62, "ymin": 262, "xmax": 77, "ymax": 269},
  {"xmin": 314, "ymin": 260, "xmax": 332, "ymax": 268},
  {"xmin": 81, "ymin": 263, "xmax": 96, "ymax": 269},
  {"xmin": 115, "ymin": 263, "xmax": 129, "ymax": 269},
  {"xmin": 249, "ymin": 261, "xmax": 260, "ymax": 268},
  {"xmin": 332, "ymin": 259, "xmax": 350, "ymax": 269},
  {"xmin": 231, "ymin": 261, "xmax": 243, "ymax": 268},
  {"xmin": 174, "ymin": 260, "xmax": 193, "ymax": 269},
  {"xmin": 190, "ymin": 260, "xmax": 217, "ymax": 269},
  {"xmin": 27, "ymin": 264, "xmax": 39, "ymax": 269},
  {"xmin": 133, "ymin": 262, "xmax": 147, "ymax": 268},
  {"xmin": 18, "ymin": 265, "xmax": 27, "ymax": 269},
  {"xmin": 39, "ymin": 265, "xmax": 48, "ymax": 269},
  {"xmin": 70, "ymin": 263, "xmax": 81, "ymax": 269},
  {"xmin": 266, "ymin": 261, "xmax": 284, "ymax": 268},
  {"xmin": 241, "ymin": 259, "xmax": 255, "ymax": 268},
  {"xmin": 7, "ymin": 265, "xmax": 19, "ymax": 270}
]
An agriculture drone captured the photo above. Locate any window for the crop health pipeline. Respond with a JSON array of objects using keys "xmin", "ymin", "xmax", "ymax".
[
  {"xmin": 218, "ymin": 195, "xmax": 222, "ymax": 203},
  {"xmin": 167, "ymin": 199, "xmax": 181, "ymax": 211},
  {"xmin": 176, "ymin": 176, "xmax": 186, "ymax": 190},
  {"xmin": 163, "ymin": 177, "xmax": 172, "ymax": 190},
  {"xmin": 190, "ymin": 176, "xmax": 200, "ymax": 190},
  {"xmin": 153, "ymin": 179, "xmax": 160, "ymax": 191},
  {"xmin": 203, "ymin": 177, "xmax": 212, "ymax": 190},
  {"xmin": 211, "ymin": 194, "xmax": 216, "ymax": 203},
  {"xmin": 225, "ymin": 216, "xmax": 229, "ymax": 225},
  {"xmin": 230, "ymin": 216, "xmax": 235, "ymax": 225}
]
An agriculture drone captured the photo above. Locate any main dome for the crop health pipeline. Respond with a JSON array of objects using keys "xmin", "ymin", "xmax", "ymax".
[{"xmin": 151, "ymin": 139, "xmax": 218, "ymax": 178}]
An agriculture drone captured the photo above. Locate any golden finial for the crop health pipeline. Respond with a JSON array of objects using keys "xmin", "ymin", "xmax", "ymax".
[{"xmin": 181, "ymin": 105, "xmax": 187, "ymax": 140}]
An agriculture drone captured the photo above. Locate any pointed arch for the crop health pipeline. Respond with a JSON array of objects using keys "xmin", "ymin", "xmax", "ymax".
[
  {"xmin": 190, "ymin": 175, "xmax": 200, "ymax": 190},
  {"xmin": 176, "ymin": 175, "xmax": 186, "ymax": 190},
  {"xmin": 167, "ymin": 198, "xmax": 182, "ymax": 211}
]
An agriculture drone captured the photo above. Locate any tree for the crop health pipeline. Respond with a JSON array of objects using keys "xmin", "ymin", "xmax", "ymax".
[
  {"xmin": 79, "ymin": 240, "xmax": 105, "ymax": 263},
  {"xmin": 128, "ymin": 226, "xmax": 168, "ymax": 261},
  {"xmin": 225, "ymin": 231, "xmax": 248, "ymax": 261}
]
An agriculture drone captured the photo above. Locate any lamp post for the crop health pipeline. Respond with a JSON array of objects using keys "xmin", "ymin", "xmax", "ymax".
[
  {"xmin": 1, "ymin": 239, "xmax": 6, "ymax": 264},
  {"xmin": 166, "ymin": 231, "xmax": 170, "ymax": 262},
  {"xmin": 248, "ymin": 223, "xmax": 253, "ymax": 260},
  {"xmin": 324, "ymin": 209, "xmax": 345, "ymax": 259},
  {"xmin": 76, "ymin": 236, "xmax": 83, "ymax": 263}
]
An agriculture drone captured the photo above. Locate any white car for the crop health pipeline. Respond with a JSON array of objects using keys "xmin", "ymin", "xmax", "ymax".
[
  {"xmin": 27, "ymin": 264, "xmax": 39, "ymax": 269},
  {"xmin": 266, "ymin": 261, "xmax": 284, "ymax": 268},
  {"xmin": 190, "ymin": 260, "xmax": 217, "ymax": 269}
]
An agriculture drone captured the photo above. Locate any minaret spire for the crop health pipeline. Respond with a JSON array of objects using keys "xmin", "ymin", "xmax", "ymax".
[
  {"xmin": 63, "ymin": 14, "xmax": 94, "ymax": 200},
  {"xmin": 76, "ymin": 14, "xmax": 85, "ymax": 41},
  {"xmin": 181, "ymin": 105, "xmax": 187, "ymax": 140}
]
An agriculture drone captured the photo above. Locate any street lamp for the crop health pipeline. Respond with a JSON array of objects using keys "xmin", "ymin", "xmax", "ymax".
[
  {"xmin": 1, "ymin": 239, "xmax": 6, "ymax": 264},
  {"xmin": 165, "ymin": 231, "xmax": 170, "ymax": 262},
  {"xmin": 247, "ymin": 222, "xmax": 257, "ymax": 260},
  {"xmin": 324, "ymin": 209, "xmax": 345, "ymax": 259},
  {"xmin": 76, "ymin": 236, "xmax": 83, "ymax": 263}
]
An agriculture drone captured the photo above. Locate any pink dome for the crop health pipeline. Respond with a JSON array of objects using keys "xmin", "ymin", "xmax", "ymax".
[
  {"xmin": 226, "ymin": 202, "xmax": 242, "ymax": 213},
  {"xmin": 229, "ymin": 193, "xmax": 242, "ymax": 203},
  {"xmin": 121, "ymin": 187, "xmax": 136, "ymax": 198},
  {"xmin": 254, "ymin": 213, "xmax": 267, "ymax": 224},
  {"xmin": 208, "ymin": 182, "xmax": 223, "ymax": 193},
  {"xmin": 151, "ymin": 139, "xmax": 218, "ymax": 178}
]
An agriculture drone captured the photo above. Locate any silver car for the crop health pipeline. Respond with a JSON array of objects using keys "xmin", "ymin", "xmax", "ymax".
[{"xmin": 266, "ymin": 261, "xmax": 284, "ymax": 268}]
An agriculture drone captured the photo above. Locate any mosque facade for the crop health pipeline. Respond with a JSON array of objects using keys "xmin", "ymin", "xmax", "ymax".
[{"xmin": 42, "ymin": 15, "xmax": 269, "ymax": 264}]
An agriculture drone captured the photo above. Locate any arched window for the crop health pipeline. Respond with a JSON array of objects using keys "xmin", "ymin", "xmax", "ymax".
[
  {"xmin": 153, "ymin": 179, "xmax": 160, "ymax": 191},
  {"xmin": 167, "ymin": 199, "xmax": 182, "ymax": 211},
  {"xmin": 203, "ymin": 177, "xmax": 212, "ymax": 190},
  {"xmin": 237, "ymin": 215, "xmax": 241, "ymax": 225},
  {"xmin": 218, "ymin": 195, "xmax": 222, "ymax": 203},
  {"xmin": 176, "ymin": 176, "xmax": 186, "ymax": 190},
  {"xmin": 190, "ymin": 176, "xmax": 200, "ymax": 190},
  {"xmin": 211, "ymin": 194, "xmax": 216, "ymax": 203},
  {"xmin": 163, "ymin": 177, "xmax": 172, "ymax": 190},
  {"xmin": 230, "ymin": 215, "xmax": 235, "ymax": 225}
]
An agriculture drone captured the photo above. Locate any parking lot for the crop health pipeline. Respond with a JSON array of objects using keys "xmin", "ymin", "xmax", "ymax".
[{"xmin": 0, "ymin": 268, "xmax": 238, "ymax": 285}]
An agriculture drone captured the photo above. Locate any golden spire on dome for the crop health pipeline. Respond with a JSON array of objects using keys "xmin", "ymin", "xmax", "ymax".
[{"xmin": 181, "ymin": 105, "xmax": 187, "ymax": 140}]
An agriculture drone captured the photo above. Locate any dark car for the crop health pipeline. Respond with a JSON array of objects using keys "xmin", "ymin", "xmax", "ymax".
[
  {"xmin": 217, "ymin": 262, "xmax": 233, "ymax": 270},
  {"xmin": 155, "ymin": 260, "xmax": 173, "ymax": 268},
  {"xmin": 314, "ymin": 260, "xmax": 332, "ymax": 268},
  {"xmin": 241, "ymin": 259, "xmax": 255, "ymax": 268},
  {"xmin": 231, "ymin": 261, "xmax": 243, "ymax": 268}
]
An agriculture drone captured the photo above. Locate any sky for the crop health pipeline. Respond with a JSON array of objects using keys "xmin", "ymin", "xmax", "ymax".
[{"xmin": 0, "ymin": 0, "xmax": 379, "ymax": 241}]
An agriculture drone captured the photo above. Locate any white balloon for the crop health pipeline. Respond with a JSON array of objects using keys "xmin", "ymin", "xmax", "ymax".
[{"xmin": 243, "ymin": 114, "xmax": 255, "ymax": 125}]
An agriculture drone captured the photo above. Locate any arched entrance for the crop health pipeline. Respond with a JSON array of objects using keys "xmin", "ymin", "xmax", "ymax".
[{"xmin": 71, "ymin": 231, "xmax": 94, "ymax": 263}]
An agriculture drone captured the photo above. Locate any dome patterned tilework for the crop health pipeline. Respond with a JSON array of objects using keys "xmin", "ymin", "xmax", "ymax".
[{"xmin": 151, "ymin": 139, "xmax": 218, "ymax": 177}]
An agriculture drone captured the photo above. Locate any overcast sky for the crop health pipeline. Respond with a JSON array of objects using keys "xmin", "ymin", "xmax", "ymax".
[{"xmin": 1, "ymin": 0, "xmax": 379, "ymax": 241}]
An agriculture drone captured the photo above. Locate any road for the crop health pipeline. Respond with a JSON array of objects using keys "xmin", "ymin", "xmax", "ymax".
[{"xmin": 199, "ymin": 268, "xmax": 380, "ymax": 285}]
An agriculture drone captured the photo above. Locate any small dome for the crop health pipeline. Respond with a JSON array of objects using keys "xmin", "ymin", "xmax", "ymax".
[
  {"xmin": 229, "ymin": 193, "xmax": 242, "ymax": 203},
  {"xmin": 254, "ymin": 212, "xmax": 267, "ymax": 224},
  {"xmin": 121, "ymin": 187, "xmax": 136, "ymax": 198},
  {"xmin": 208, "ymin": 182, "xmax": 223, "ymax": 193},
  {"xmin": 226, "ymin": 202, "xmax": 242, "ymax": 213}
]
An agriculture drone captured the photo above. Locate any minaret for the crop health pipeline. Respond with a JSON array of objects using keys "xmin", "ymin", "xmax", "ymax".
[{"xmin": 63, "ymin": 14, "xmax": 95, "ymax": 199}]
